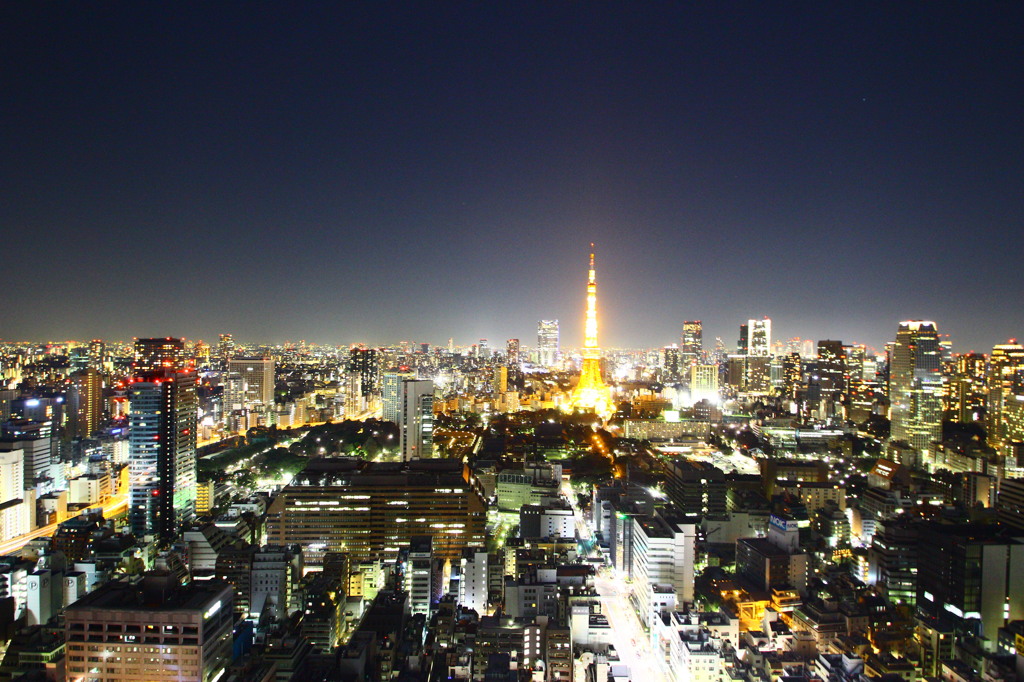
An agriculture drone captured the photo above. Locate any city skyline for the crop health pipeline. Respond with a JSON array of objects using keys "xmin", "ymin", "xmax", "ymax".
[{"xmin": 4, "ymin": 4, "xmax": 1023, "ymax": 351}]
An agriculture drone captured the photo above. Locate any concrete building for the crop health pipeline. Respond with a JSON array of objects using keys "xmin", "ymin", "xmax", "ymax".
[
  {"xmin": 736, "ymin": 514, "xmax": 809, "ymax": 595},
  {"xmin": 631, "ymin": 511, "xmax": 698, "ymax": 628},
  {"xmin": 265, "ymin": 458, "xmax": 487, "ymax": 568},
  {"xmin": 400, "ymin": 379, "xmax": 434, "ymax": 460},
  {"xmin": 64, "ymin": 573, "xmax": 233, "ymax": 682}
]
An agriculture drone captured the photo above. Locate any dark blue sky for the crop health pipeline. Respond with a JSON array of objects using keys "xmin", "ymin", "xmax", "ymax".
[{"xmin": 3, "ymin": 3, "xmax": 1022, "ymax": 353}]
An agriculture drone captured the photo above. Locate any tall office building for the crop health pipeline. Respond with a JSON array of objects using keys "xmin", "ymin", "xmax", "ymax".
[
  {"xmin": 72, "ymin": 368, "xmax": 103, "ymax": 439},
  {"xmin": 689, "ymin": 364, "xmax": 719, "ymax": 404},
  {"xmin": 223, "ymin": 357, "xmax": 275, "ymax": 420},
  {"xmin": 782, "ymin": 353, "xmax": 802, "ymax": 399},
  {"xmin": 218, "ymin": 333, "xmax": 234, "ymax": 362},
  {"xmin": 747, "ymin": 318, "xmax": 772, "ymax": 357},
  {"xmin": 737, "ymin": 324, "xmax": 749, "ymax": 355},
  {"xmin": 987, "ymin": 343, "xmax": 1024, "ymax": 454},
  {"xmin": 65, "ymin": 575, "xmax": 233, "ymax": 682},
  {"xmin": 348, "ymin": 347, "xmax": 381, "ymax": 397},
  {"xmin": 889, "ymin": 321, "xmax": 942, "ymax": 465},
  {"xmin": 400, "ymin": 379, "xmax": 435, "ymax": 460},
  {"xmin": 133, "ymin": 337, "xmax": 187, "ymax": 373},
  {"xmin": 506, "ymin": 338, "xmax": 520, "ymax": 367},
  {"xmin": 382, "ymin": 368, "xmax": 415, "ymax": 423},
  {"xmin": 492, "ymin": 366, "xmax": 508, "ymax": 394},
  {"xmin": 88, "ymin": 339, "xmax": 105, "ymax": 371},
  {"xmin": 537, "ymin": 320, "xmax": 559, "ymax": 368},
  {"xmin": 916, "ymin": 523, "xmax": 1024, "ymax": 646},
  {"xmin": 947, "ymin": 352, "xmax": 987, "ymax": 423},
  {"xmin": 265, "ymin": 458, "xmax": 487, "ymax": 567},
  {"xmin": 477, "ymin": 339, "xmax": 489, "ymax": 359},
  {"xmin": 817, "ymin": 340, "xmax": 846, "ymax": 399},
  {"xmin": 681, "ymin": 320, "xmax": 702, "ymax": 364},
  {"xmin": 129, "ymin": 338, "xmax": 198, "ymax": 539},
  {"xmin": 662, "ymin": 345, "xmax": 682, "ymax": 383}
]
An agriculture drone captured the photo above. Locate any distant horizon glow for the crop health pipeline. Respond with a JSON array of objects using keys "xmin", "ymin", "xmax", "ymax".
[{"xmin": 2, "ymin": 5, "xmax": 1022, "ymax": 353}]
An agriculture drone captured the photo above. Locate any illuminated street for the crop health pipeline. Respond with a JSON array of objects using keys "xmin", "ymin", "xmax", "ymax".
[{"xmin": 0, "ymin": 492, "xmax": 129, "ymax": 557}]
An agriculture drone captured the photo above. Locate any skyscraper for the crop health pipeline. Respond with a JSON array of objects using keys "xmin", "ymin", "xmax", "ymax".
[
  {"xmin": 681, "ymin": 321, "xmax": 702, "ymax": 364},
  {"xmin": 947, "ymin": 352, "xmax": 987, "ymax": 424},
  {"xmin": 568, "ymin": 245, "xmax": 614, "ymax": 417},
  {"xmin": 348, "ymin": 347, "xmax": 381, "ymax": 397},
  {"xmin": 72, "ymin": 368, "xmax": 103, "ymax": 439},
  {"xmin": 537, "ymin": 320, "xmax": 559, "ymax": 368},
  {"xmin": 747, "ymin": 318, "xmax": 772, "ymax": 357},
  {"xmin": 400, "ymin": 379, "xmax": 435, "ymax": 460},
  {"xmin": 382, "ymin": 368, "xmax": 415, "ymax": 423},
  {"xmin": 133, "ymin": 337, "xmax": 187, "ymax": 373},
  {"xmin": 88, "ymin": 339, "xmax": 105, "ymax": 371},
  {"xmin": 987, "ymin": 343, "xmax": 1024, "ymax": 455},
  {"xmin": 662, "ymin": 346, "xmax": 682, "ymax": 383},
  {"xmin": 223, "ymin": 357, "xmax": 275, "ymax": 428},
  {"xmin": 506, "ymin": 338, "xmax": 520, "ymax": 367},
  {"xmin": 218, "ymin": 333, "xmax": 234, "ymax": 362},
  {"xmin": 129, "ymin": 339, "xmax": 197, "ymax": 539},
  {"xmin": 225, "ymin": 357, "xmax": 274, "ymax": 409},
  {"xmin": 889, "ymin": 321, "xmax": 942, "ymax": 465},
  {"xmin": 816, "ymin": 340, "xmax": 846, "ymax": 399}
]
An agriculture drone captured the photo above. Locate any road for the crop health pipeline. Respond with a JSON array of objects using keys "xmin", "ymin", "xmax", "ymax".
[
  {"xmin": 595, "ymin": 572, "xmax": 670, "ymax": 682},
  {"xmin": 0, "ymin": 492, "xmax": 129, "ymax": 556},
  {"xmin": 563, "ymin": 478, "xmax": 671, "ymax": 682}
]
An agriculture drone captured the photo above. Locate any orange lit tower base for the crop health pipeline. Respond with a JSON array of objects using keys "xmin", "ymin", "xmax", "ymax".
[{"xmin": 566, "ymin": 245, "xmax": 615, "ymax": 418}]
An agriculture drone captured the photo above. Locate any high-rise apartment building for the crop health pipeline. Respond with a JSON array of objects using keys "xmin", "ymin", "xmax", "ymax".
[
  {"xmin": 747, "ymin": 318, "xmax": 772, "ymax": 357},
  {"xmin": 382, "ymin": 368, "xmax": 415, "ymax": 423},
  {"xmin": 537, "ymin": 320, "xmax": 559, "ymax": 367},
  {"xmin": 400, "ymin": 379, "xmax": 434, "ymax": 460},
  {"xmin": 889, "ymin": 321, "xmax": 942, "ymax": 465},
  {"xmin": 129, "ymin": 339, "xmax": 198, "ymax": 539},
  {"xmin": 681, "ymin": 321, "xmax": 702, "ymax": 364}
]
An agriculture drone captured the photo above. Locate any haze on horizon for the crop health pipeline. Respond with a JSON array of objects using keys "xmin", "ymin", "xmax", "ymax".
[{"xmin": 2, "ymin": 4, "xmax": 1022, "ymax": 354}]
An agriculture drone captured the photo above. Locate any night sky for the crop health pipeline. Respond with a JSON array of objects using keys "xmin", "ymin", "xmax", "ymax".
[{"xmin": 3, "ymin": 3, "xmax": 1023, "ymax": 353}]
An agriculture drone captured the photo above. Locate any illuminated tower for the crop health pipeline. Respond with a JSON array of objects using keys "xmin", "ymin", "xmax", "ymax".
[{"xmin": 568, "ymin": 245, "xmax": 614, "ymax": 417}]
